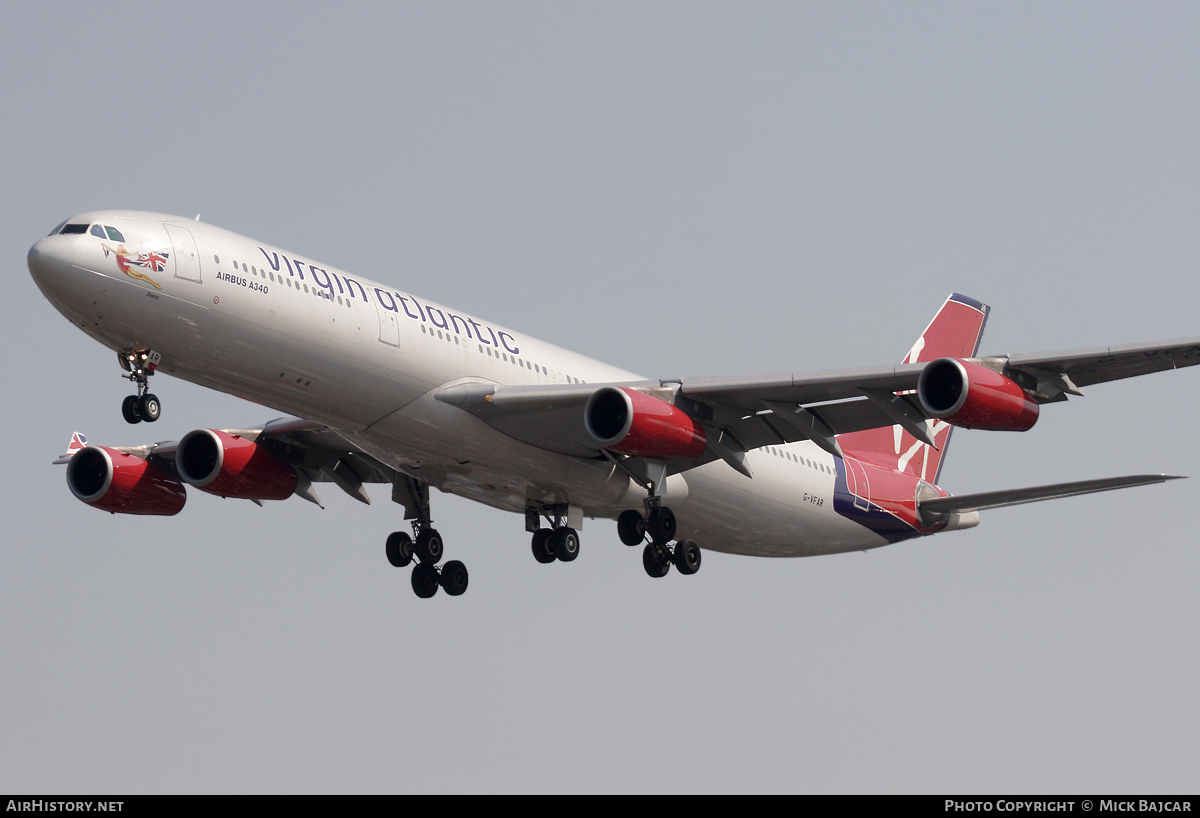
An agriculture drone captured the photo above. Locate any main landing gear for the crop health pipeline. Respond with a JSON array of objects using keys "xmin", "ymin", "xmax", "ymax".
[
  {"xmin": 609, "ymin": 455, "xmax": 702, "ymax": 578},
  {"xmin": 617, "ymin": 499, "xmax": 702, "ymax": 580},
  {"xmin": 385, "ymin": 477, "xmax": 468, "ymax": 599},
  {"xmin": 385, "ymin": 523, "xmax": 469, "ymax": 599},
  {"xmin": 119, "ymin": 348, "xmax": 162, "ymax": 424},
  {"xmin": 527, "ymin": 502, "xmax": 581, "ymax": 565}
]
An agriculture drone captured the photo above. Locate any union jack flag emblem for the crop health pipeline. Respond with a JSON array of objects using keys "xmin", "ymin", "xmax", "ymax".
[
  {"xmin": 54, "ymin": 431, "xmax": 90, "ymax": 463},
  {"xmin": 134, "ymin": 252, "xmax": 169, "ymax": 272}
]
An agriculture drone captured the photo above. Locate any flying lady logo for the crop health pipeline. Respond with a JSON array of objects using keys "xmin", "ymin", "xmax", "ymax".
[{"xmin": 102, "ymin": 244, "xmax": 167, "ymax": 290}]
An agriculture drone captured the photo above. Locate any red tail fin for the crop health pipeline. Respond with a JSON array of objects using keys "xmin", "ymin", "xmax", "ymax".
[{"xmin": 838, "ymin": 293, "xmax": 989, "ymax": 483}]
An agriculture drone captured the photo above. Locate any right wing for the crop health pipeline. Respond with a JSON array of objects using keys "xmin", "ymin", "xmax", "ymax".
[
  {"xmin": 434, "ymin": 336, "xmax": 1200, "ymax": 474},
  {"xmin": 999, "ymin": 337, "xmax": 1200, "ymax": 399},
  {"xmin": 673, "ymin": 336, "xmax": 1200, "ymax": 459}
]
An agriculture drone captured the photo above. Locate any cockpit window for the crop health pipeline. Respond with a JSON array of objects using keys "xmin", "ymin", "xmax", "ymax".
[
  {"xmin": 105, "ymin": 226, "xmax": 125, "ymax": 242},
  {"xmin": 90, "ymin": 225, "xmax": 106, "ymax": 238},
  {"xmin": 47, "ymin": 220, "xmax": 68, "ymax": 237},
  {"xmin": 59, "ymin": 224, "xmax": 88, "ymax": 234}
]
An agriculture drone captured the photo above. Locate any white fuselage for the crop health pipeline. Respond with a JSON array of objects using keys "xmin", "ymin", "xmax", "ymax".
[{"xmin": 30, "ymin": 211, "xmax": 892, "ymax": 557}]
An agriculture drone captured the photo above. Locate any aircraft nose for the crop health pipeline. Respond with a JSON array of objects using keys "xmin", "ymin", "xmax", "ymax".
[{"xmin": 27, "ymin": 234, "xmax": 76, "ymax": 292}]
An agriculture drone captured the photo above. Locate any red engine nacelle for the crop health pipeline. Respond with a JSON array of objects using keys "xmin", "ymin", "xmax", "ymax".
[
  {"xmin": 917, "ymin": 357, "xmax": 1040, "ymax": 431},
  {"xmin": 176, "ymin": 429, "xmax": 298, "ymax": 500},
  {"xmin": 584, "ymin": 387, "xmax": 707, "ymax": 459},
  {"xmin": 66, "ymin": 446, "xmax": 187, "ymax": 515}
]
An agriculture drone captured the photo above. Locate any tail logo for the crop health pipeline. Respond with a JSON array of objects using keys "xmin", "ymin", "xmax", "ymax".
[
  {"xmin": 897, "ymin": 420, "xmax": 949, "ymax": 477},
  {"xmin": 903, "ymin": 334, "xmax": 926, "ymax": 365}
]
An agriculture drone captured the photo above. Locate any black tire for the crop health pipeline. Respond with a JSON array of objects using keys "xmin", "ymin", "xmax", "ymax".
[
  {"xmin": 385, "ymin": 531, "xmax": 413, "ymax": 567},
  {"xmin": 617, "ymin": 510, "xmax": 645, "ymax": 546},
  {"xmin": 412, "ymin": 564, "xmax": 440, "ymax": 598},
  {"xmin": 440, "ymin": 560, "xmax": 469, "ymax": 596},
  {"xmin": 122, "ymin": 395, "xmax": 142, "ymax": 424},
  {"xmin": 531, "ymin": 528, "xmax": 556, "ymax": 563},
  {"xmin": 138, "ymin": 394, "xmax": 161, "ymax": 423},
  {"xmin": 553, "ymin": 527, "xmax": 580, "ymax": 562},
  {"xmin": 642, "ymin": 542, "xmax": 671, "ymax": 578},
  {"xmin": 415, "ymin": 529, "xmax": 444, "ymax": 564},
  {"xmin": 673, "ymin": 539, "xmax": 702, "ymax": 575},
  {"xmin": 647, "ymin": 507, "xmax": 677, "ymax": 543}
]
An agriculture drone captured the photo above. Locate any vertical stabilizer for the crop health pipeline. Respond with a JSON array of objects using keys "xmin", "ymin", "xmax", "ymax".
[
  {"xmin": 52, "ymin": 432, "xmax": 89, "ymax": 464},
  {"xmin": 838, "ymin": 293, "xmax": 989, "ymax": 483}
]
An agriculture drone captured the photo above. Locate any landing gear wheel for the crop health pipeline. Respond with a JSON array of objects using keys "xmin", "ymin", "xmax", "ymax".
[
  {"xmin": 385, "ymin": 531, "xmax": 414, "ymax": 567},
  {"xmin": 122, "ymin": 395, "xmax": 142, "ymax": 424},
  {"xmin": 647, "ymin": 507, "xmax": 677, "ymax": 543},
  {"xmin": 642, "ymin": 542, "xmax": 671, "ymax": 578},
  {"xmin": 137, "ymin": 394, "xmax": 161, "ymax": 423},
  {"xmin": 617, "ymin": 510, "xmax": 646, "ymax": 546},
  {"xmin": 553, "ymin": 527, "xmax": 580, "ymax": 562},
  {"xmin": 440, "ymin": 560, "xmax": 469, "ymax": 596},
  {"xmin": 415, "ymin": 529, "xmax": 444, "ymax": 564},
  {"xmin": 412, "ymin": 563, "xmax": 440, "ymax": 598},
  {"xmin": 531, "ymin": 528, "xmax": 556, "ymax": 563},
  {"xmin": 673, "ymin": 539, "xmax": 702, "ymax": 575}
]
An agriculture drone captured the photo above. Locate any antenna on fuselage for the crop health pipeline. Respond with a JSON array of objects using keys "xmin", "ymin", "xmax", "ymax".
[{"xmin": 194, "ymin": 214, "xmax": 201, "ymax": 221}]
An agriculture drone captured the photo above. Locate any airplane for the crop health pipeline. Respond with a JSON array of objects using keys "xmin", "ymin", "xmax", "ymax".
[{"xmin": 28, "ymin": 210, "xmax": 1200, "ymax": 599}]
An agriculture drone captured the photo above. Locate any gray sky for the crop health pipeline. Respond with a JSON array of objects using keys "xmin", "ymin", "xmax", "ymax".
[{"xmin": 2, "ymin": 2, "xmax": 1198, "ymax": 793}]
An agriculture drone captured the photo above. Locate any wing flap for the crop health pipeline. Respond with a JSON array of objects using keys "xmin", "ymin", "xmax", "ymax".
[
  {"xmin": 678, "ymin": 364, "xmax": 925, "ymax": 413},
  {"xmin": 721, "ymin": 397, "xmax": 919, "ymax": 450}
]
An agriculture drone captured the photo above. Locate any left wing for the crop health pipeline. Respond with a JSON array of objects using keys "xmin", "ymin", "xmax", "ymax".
[{"xmin": 56, "ymin": 418, "xmax": 437, "ymax": 517}]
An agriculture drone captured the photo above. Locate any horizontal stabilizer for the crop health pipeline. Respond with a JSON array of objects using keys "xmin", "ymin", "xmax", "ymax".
[{"xmin": 918, "ymin": 474, "xmax": 1185, "ymax": 525}]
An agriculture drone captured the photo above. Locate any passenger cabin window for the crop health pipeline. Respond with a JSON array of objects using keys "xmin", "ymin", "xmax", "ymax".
[{"xmin": 60, "ymin": 224, "xmax": 88, "ymax": 234}]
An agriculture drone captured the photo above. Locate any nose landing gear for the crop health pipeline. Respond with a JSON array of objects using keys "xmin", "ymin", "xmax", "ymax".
[{"xmin": 118, "ymin": 348, "xmax": 162, "ymax": 424}]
